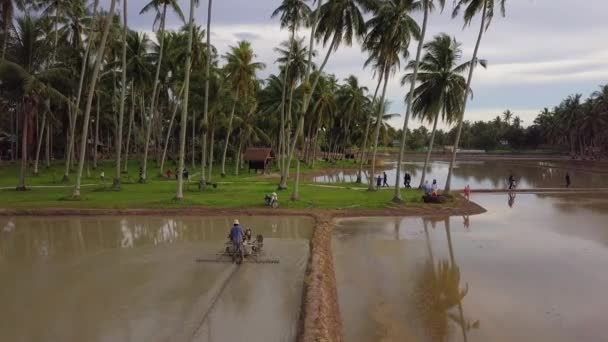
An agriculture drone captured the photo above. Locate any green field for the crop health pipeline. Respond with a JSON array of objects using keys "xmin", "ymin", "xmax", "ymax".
[{"xmin": 0, "ymin": 160, "xmax": 426, "ymax": 209}]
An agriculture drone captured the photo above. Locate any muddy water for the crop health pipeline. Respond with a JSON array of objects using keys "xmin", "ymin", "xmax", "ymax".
[
  {"xmin": 0, "ymin": 216, "xmax": 312, "ymax": 342},
  {"xmin": 333, "ymin": 194, "xmax": 608, "ymax": 341},
  {"xmin": 313, "ymin": 160, "xmax": 608, "ymax": 189}
]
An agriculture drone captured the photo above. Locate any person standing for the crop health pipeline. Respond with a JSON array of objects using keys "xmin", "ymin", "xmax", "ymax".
[
  {"xmin": 464, "ymin": 184, "xmax": 471, "ymax": 201},
  {"xmin": 382, "ymin": 172, "xmax": 389, "ymax": 187},
  {"xmin": 508, "ymin": 174, "xmax": 516, "ymax": 190},
  {"xmin": 404, "ymin": 173, "xmax": 411, "ymax": 188},
  {"xmin": 229, "ymin": 219, "xmax": 244, "ymax": 263},
  {"xmin": 376, "ymin": 175, "xmax": 382, "ymax": 189},
  {"xmin": 100, "ymin": 170, "xmax": 105, "ymax": 186},
  {"xmin": 565, "ymin": 173, "xmax": 571, "ymax": 188}
]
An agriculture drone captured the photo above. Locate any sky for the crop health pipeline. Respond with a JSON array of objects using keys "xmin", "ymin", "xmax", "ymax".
[{"xmin": 125, "ymin": 0, "xmax": 608, "ymax": 130}]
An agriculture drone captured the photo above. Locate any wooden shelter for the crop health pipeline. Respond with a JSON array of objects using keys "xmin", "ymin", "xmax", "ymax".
[{"xmin": 244, "ymin": 147, "xmax": 275, "ymax": 173}]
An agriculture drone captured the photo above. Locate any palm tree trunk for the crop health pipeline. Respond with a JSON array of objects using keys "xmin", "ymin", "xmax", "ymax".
[
  {"xmin": 175, "ymin": 0, "xmax": 195, "ymax": 200},
  {"xmin": 45, "ymin": 120, "xmax": 51, "ymax": 167},
  {"xmin": 66, "ymin": 0, "xmax": 99, "ymax": 182},
  {"xmin": 444, "ymin": 218, "xmax": 469, "ymax": 342},
  {"xmin": 445, "ymin": 0, "xmax": 487, "ymax": 193},
  {"xmin": 290, "ymin": 160, "xmax": 301, "ymax": 201},
  {"xmin": 141, "ymin": 4, "xmax": 167, "ymax": 183},
  {"xmin": 72, "ymin": 0, "xmax": 117, "ymax": 199},
  {"xmin": 17, "ymin": 99, "xmax": 32, "ymax": 191},
  {"xmin": 419, "ymin": 112, "xmax": 440, "ymax": 188},
  {"xmin": 393, "ymin": 0, "xmax": 429, "ymax": 201},
  {"xmin": 368, "ymin": 68, "xmax": 390, "ymax": 191},
  {"xmin": 200, "ymin": 0, "xmax": 213, "ymax": 188},
  {"xmin": 357, "ymin": 76, "xmax": 382, "ymax": 183},
  {"xmin": 123, "ymin": 85, "xmax": 135, "ymax": 173},
  {"xmin": 191, "ymin": 111, "xmax": 196, "ymax": 169},
  {"xmin": 63, "ymin": 104, "xmax": 73, "ymax": 181},
  {"xmin": 208, "ymin": 123, "xmax": 215, "ymax": 181},
  {"xmin": 234, "ymin": 138, "xmax": 243, "ymax": 176},
  {"xmin": 277, "ymin": 27, "xmax": 296, "ymax": 189},
  {"xmin": 33, "ymin": 111, "xmax": 47, "ymax": 176},
  {"xmin": 113, "ymin": 0, "xmax": 128, "ymax": 188},
  {"xmin": 160, "ymin": 86, "xmax": 183, "ymax": 176},
  {"xmin": 220, "ymin": 84, "xmax": 239, "ymax": 177},
  {"xmin": 93, "ymin": 93, "xmax": 100, "ymax": 168}
]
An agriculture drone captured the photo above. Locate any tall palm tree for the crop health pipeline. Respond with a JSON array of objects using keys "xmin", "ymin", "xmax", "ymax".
[
  {"xmin": 112, "ymin": 0, "xmax": 128, "ymax": 188},
  {"xmin": 364, "ymin": 0, "xmax": 420, "ymax": 191},
  {"xmin": 72, "ymin": 0, "xmax": 117, "ymax": 199},
  {"xmin": 199, "ymin": 0, "xmax": 213, "ymax": 188},
  {"xmin": 175, "ymin": 0, "xmax": 195, "ymax": 200},
  {"xmin": 290, "ymin": 0, "xmax": 373, "ymax": 200},
  {"xmin": 0, "ymin": 0, "xmax": 24, "ymax": 60},
  {"xmin": 63, "ymin": 0, "xmax": 99, "ymax": 182},
  {"xmin": 271, "ymin": 0, "xmax": 311, "ymax": 189},
  {"xmin": 139, "ymin": 0, "xmax": 184, "ymax": 183},
  {"xmin": 393, "ymin": 0, "xmax": 445, "ymax": 201},
  {"xmin": 0, "ymin": 15, "xmax": 67, "ymax": 190},
  {"xmin": 502, "ymin": 109, "xmax": 513, "ymax": 124},
  {"xmin": 220, "ymin": 41, "xmax": 265, "ymax": 177},
  {"xmin": 445, "ymin": 0, "xmax": 507, "ymax": 192},
  {"xmin": 401, "ymin": 34, "xmax": 476, "ymax": 188},
  {"xmin": 338, "ymin": 75, "xmax": 368, "ymax": 165}
]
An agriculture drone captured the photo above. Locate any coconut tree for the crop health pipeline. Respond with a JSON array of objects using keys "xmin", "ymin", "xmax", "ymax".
[
  {"xmin": 63, "ymin": 0, "xmax": 99, "ymax": 182},
  {"xmin": 271, "ymin": 0, "xmax": 311, "ymax": 187},
  {"xmin": 502, "ymin": 109, "xmax": 513, "ymax": 124},
  {"xmin": 289, "ymin": 0, "xmax": 373, "ymax": 199},
  {"xmin": 445, "ymin": 0, "xmax": 507, "ymax": 192},
  {"xmin": 1, "ymin": 0, "xmax": 25, "ymax": 60},
  {"xmin": 72, "ymin": 0, "xmax": 117, "ymax": 199},
  {"xmin": 401, "ymin": 34, "xmax": 477, "ymax": 188},
  {"xmin": 337, "ymin": 75, "xmax": 368, "ymax": 163},
  {"xmin": 219, "ymin": 41, "xmax": 265, "ymax": 177},
  {"xmin": 111, "ymin": 0, "xmax": 128, "ymax": 188},
  {"xmin": 175, "ymin": 0, "xmax": 195, "ymax": 200},
  {"xmin": 393, "ymin": 0, "xmax": 446, "ymax": 201},
  {"xmin": 199, "ymin": 0, "xmax": 213, "ymax": 188},
  {"xmin": 139, "ymin": 0, "xmax": 184, "ymax": 183},
  {"xmin": 0, "ymin": 15, "xmax": 67, "ymax": 190},
  {"xmin": 364, "ymin": 0, "xmax": 420, "ymax": 191}
]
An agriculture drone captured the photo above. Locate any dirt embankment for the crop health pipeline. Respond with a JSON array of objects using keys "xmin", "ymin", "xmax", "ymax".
[{"xmin": 297, "ymin": 214, "xmax": 343, "ymax": 342}]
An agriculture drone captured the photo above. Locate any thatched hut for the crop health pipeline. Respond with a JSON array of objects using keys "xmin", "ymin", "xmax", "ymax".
[{"xmin": 244, "ymin": 147, "xmax": 275, "ymax": 173}]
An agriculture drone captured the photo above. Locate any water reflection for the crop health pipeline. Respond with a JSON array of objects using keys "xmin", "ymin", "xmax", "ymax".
[
  {"xmin": 0, "ymin": 216, "xmax": 312, "ymax": 261},
  {"xmin": 313, "ymin": 160, "xmax": 608, "ymax": 189},
  {"xmin": 418, "ymin": 218, "xmax": 479, "ymax": 341}
]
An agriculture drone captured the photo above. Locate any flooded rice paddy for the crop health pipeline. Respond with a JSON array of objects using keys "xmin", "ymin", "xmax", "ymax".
[
  {"xmin": 313, "ymin": 160, "xmax": 608, "ymax": 189},
  {"xmin": 0, "ymin": 216, "xmax": 312, "ymax": 342},
  {"xmin": 333, "ymin": 193, "xmax": 608, "ymax": 341}
]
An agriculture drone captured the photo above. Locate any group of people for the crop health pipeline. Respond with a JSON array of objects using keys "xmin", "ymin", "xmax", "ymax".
[
  {"xmin": 374, "ymin": 172, "xmax": 413, "ymax": 189},
  {"xmin": 166, "ymin": 168, "xmax": 190, "ymax": 181},
  {"xmin": 422, "ymin": 179, "xmax": 440, "ymax": 197}
]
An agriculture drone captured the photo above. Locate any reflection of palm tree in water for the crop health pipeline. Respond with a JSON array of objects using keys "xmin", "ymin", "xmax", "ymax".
[{"xmin": 415, "ymin": 218, "xmax": 478, "ymax": 341}]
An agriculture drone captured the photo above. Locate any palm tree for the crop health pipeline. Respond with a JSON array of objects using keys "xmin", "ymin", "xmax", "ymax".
[
  {"xmin": 175, "ymin": 0, "xmax": 195, "ymax": 200},
  {"xmin": 445, "ymin": 0, "xmax": 507, "ymax": 192},
  {"xmin": 220, "ymin": 41, "xmax": 265, "ymax": 177},
  {"xmin": 289, "ymin": 0, "xmax": 372, "ymax": 200},
  {"xmin": 63, "ymin": 0, "xmax": 99, "ymax": 182},
  {"xmin": 112, "ymin": 0, "xmax": 128, "ymax": 189},
  {"xmin": 271, "ymin": 0, "xmax": 311, "ymax": 189},
  {"xmin": 0, "ymin": 15, "xmax": 67, "ymax": 190},
  {"xmin": 393, "ymin": 0, "xmax": 445, "ymax": 201},
  {"xmin": 401, "ymin": 34, "xmax": 475, "ymax": 188},
  {"xmin": 139, "ymin": 0, "xmax": 184, "ymax": 183},
  {"xmin": 0, "ymin": 0, "xmax": 24, "ymax": 60},
  {"xmin": 199, "ymin": 0, "xmax": 213, "ymax": 188},
  {"xmin": 502, "ymin": 109, "xmax": 513, "ymax": 124},
  {"xmin": 338, "ymin": 75, "xmax": 368, "ymax": 168},
  {"xmin": 364, "ymin": 0, "xmax": 420, "ymax": 191},
  {"xmin": 72, "ymin": 0, "xmax": 117, "ymax": 199}
]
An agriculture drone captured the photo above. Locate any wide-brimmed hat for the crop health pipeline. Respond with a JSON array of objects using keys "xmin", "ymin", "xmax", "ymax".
[
  {"xmin": 234, "ymin": 219, "xmax": 240, "ymax": 225},
  {"xmin": 272, "ymin": 192, "xmax": 277, "ymax": 196}
]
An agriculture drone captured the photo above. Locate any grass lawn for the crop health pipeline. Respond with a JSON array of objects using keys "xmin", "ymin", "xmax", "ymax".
[{"xmin": 0, "ymin": 159, "xmax": 427, "ymax": 210}]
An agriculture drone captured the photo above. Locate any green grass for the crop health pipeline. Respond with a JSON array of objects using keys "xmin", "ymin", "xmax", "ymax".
[{"xmin": 0, "ymin": 159, "xmax": 429, "ymax": 210}]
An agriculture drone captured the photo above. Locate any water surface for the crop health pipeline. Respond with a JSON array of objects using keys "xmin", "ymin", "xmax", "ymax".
[
  {"xmin": 0, "ymin": 216, "xmax": 312, "ymax": 342},
  {"xmin": 333, "ymin": 194, "xmax": 608, "ymax": 341},
  {"xmin": 313, "ymin": 160, "xmax": 608, "ymax": 189}
]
